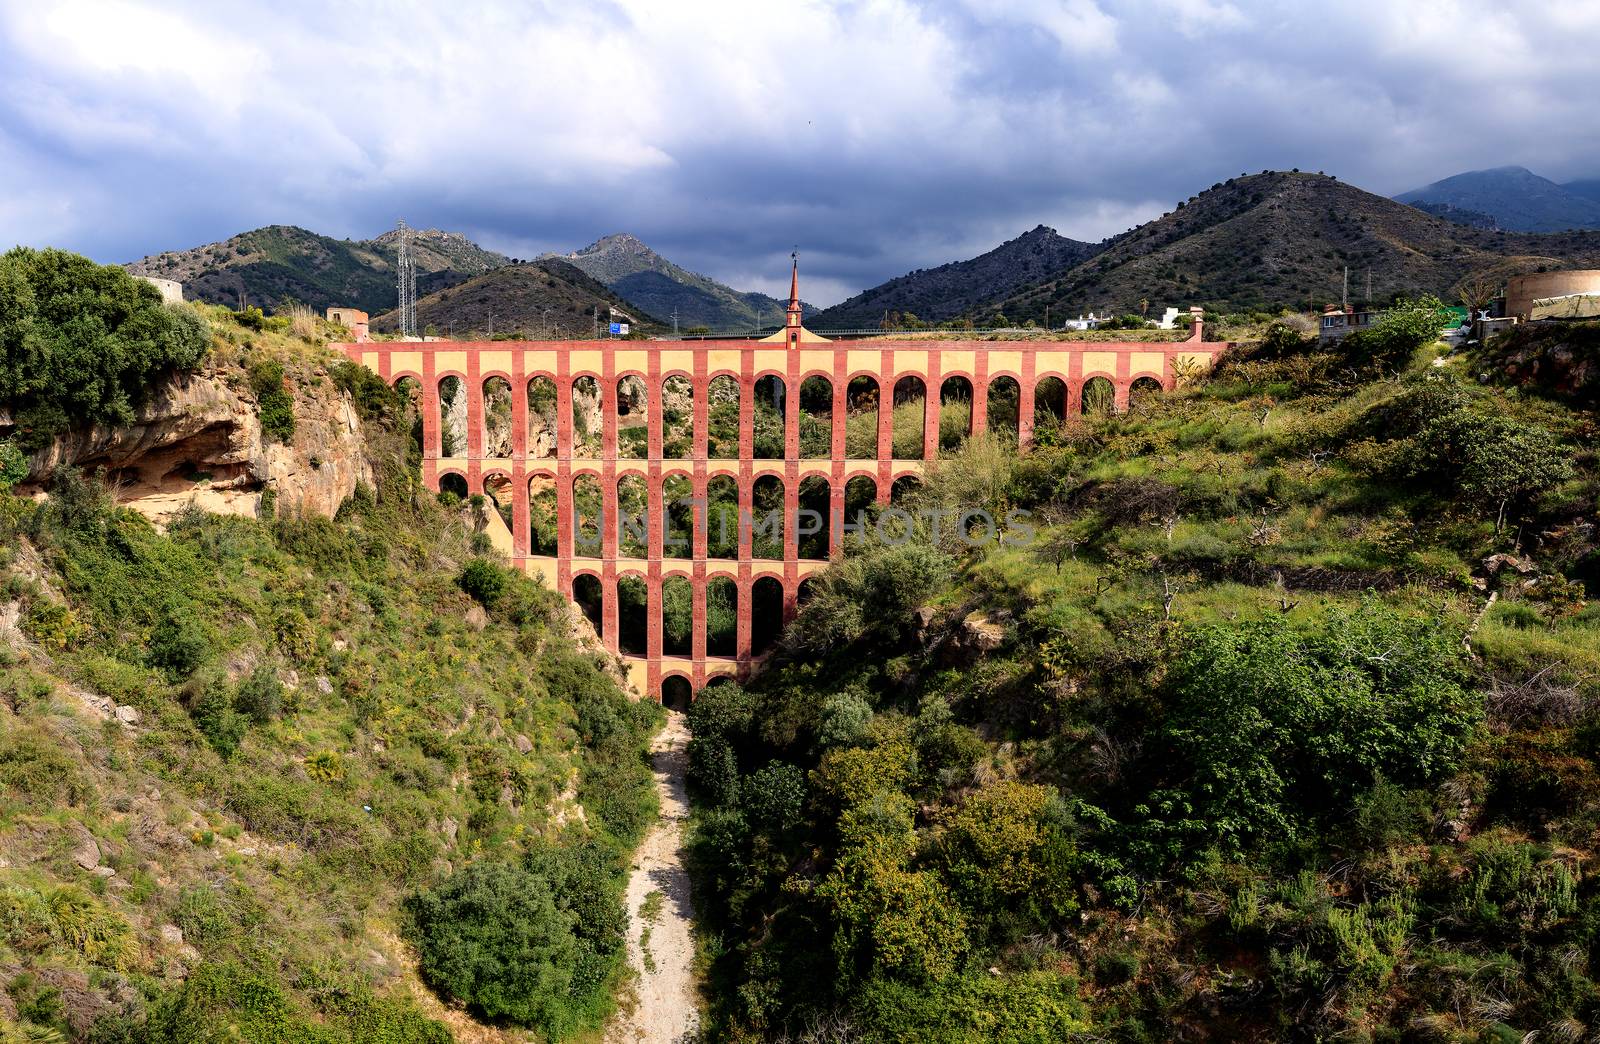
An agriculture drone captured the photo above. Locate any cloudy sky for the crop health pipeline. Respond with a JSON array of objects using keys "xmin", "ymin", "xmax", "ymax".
[{"xmin": 2, "ymin": 0, "xmax": 1597, "ymax": 306}]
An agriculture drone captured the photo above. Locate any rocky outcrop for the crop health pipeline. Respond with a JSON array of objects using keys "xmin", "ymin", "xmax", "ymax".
[{"xmin": 16, "ymin": 360, "xmax": 371, "ymax": 524}]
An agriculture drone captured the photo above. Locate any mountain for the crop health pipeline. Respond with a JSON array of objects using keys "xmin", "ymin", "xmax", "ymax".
[
  {"xmin": 125, "ymin": 225, "xmax": 508, "ymax": 315},
  {"xmin": 1395, "ymin": 166, "xmax": 1600, "ymax": 233},
  {"xmin": 1565, "ymin": 178, "xmax": 1600, "ymax": 205},
  {"xmin": 809, "ymin": 225, "xmax": 1102, "ymax": 329},
  {"xmin": 561, "ymin": 233, "xmax": 801, "ymax": 332},
  {"xmin": 985, "ymin": 170, "xmax": 1600, "ymax": 320},
  {"xmin": 1404, "ymin": 200, "xmax": 1502, "ymax": 230},
  {"xmin": 371, "ymin": 257, "xmax": 662, "ymax": 336}
]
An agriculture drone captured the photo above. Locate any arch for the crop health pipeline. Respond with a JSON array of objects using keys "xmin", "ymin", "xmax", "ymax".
[
  {"xmin": 662, "ymin": 374, "xmax": 693, "ymax": 459},
  {"xmin": 526, "ymin": 375, "xmax": 557, "ymax": 458},
  {"xmin": 705, "ymin": 576, "xmax": 737, "ymax": 656},
  {"xmin": 890, "ymin": 474, "xmax": 922, "ymax": 505},
  {"xmin": 707, "ymin": 374, "xmax": 740, "ymax": 459},
  {"xmin": 892, "ymin": 375, "xmax": 927, "ymax": 459},
  {"xmin": 751, "ymin": 576, "xmax": 785, "ymax": 656},
  {"xmin": 572, "ymin": 573, "xmax": 603, "ymax": 637},
  {"xmin": 986, "ymin": 375, "xmax": 1020, "ymax": 445},
  {"xmin": 571, "ymin": 376, "xmax": 603, "ymax": 457},
  {"xmin": 482, "ymin": 376, "xmax": 513, "ymax": 458},
  {"xmin": 1129, "ymin": 375, "xmax": 1164, "ymax": 409},
  {"xmin": 939, "ymin": 375, "xmax": 973, "ymax": 451},
  {"xmin": 571, "ymin": 473, "xmax": 604, "ymax": 555},
  {"xmin": 527, "ymin": 472, "xmax": 557, "ymax": 556},
  {"xmin": 661, "ymin": 674, "xmax": 692, "ymax": 712},
  {"xmin": 797, "ymin": 575, "xmax": 820, "ymax": 607},
  {"xmin": 482, "ymin": 471, "xmax": 513, "ymax": 530},
  {"xmin": 845, "ymin": 375, "xmax": 880, "ymax": 458},
  {"xmin": 797, "ymin": 475, "xmax": 831, "ymax": 560},
  {"xmin": 798, "ymin": 375, "xmax": 833, "ymax": 458},
  {"xmin": 706, "ymin": 475, "xmax": 739, "ymax": 559},
  {"xmin": 843, "ymin": 475, "xmax": 877, "ymax": 545},
  {"xmin": 616, "ymin": 374, "xmax": 649, "ymax": 459},
  {"xmin": 661, "ymin": 577, "xmax": 693, "ymax": 657},
  {"xmin": 751, "ymin": 474, "xmax": 784, "ymax": 560},
  {"xmin": 438, "ymin": 375, "xmax": 466, "ymax": 456},
  {"xmin": 1034, "ymin": 376, "xmax": 1067, "ymax": 431},
  {"xmin": 662, "ymin": 473, "xmax": 695, "ymax": 560},
  {"xmin": 753, "ymin": 374, "xmax": 786, "ymax": 459},
  {"xmin": 437, "ymin": 471, "xmax": 468, "ymax": 504},
  {"xmin": 394, "ymin": 376, "xmax": 424, "ymax": 473},
  {"xmin": 617, "ymin": 474, "xmax": 649, "ymax": 558},
  {"xmin": 617, "ymin": 575, "xmax": 648, "ymax": 655},
  {"xmin": 1081, "ymin": 375, "xmax": 1116, "ymax": 417}
]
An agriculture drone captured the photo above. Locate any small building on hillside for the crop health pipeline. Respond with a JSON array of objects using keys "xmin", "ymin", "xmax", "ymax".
[
  {"xmin": 326, "ymin": 307, "xmax": 370, "ymax": 342},
  {"xmin": 1318, "ymin": 305, "xmax": 1377, "ymax": 344}
]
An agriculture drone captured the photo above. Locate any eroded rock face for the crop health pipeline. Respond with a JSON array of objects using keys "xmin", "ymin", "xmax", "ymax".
[{"xmin": 17, "ymin": 362, "xmax": 371, "ymax": 524}]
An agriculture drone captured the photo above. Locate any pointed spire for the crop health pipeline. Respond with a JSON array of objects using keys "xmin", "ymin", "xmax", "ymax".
[{"xmin": 788, "ymin": 251, "xmax": 799, "ymax": 310}]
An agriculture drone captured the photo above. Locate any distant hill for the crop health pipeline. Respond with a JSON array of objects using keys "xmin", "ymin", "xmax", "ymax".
[
  {"xmin": 1565, "ymin": 179, "xmax": 1600, "ymax": 205},
  {"xmin": 985, "ymin": 171, "xmax": 1600, "ymax": 321},
  {"xmin": 125, "ymin": 225, "xmax": 507, "ymax": 315},
  {"xmin": 809, "ymin": 225, "xmax": 1102, "ymax": 329},
  {"xmin": 1405, "ymin": 200, "xmax": 1502, "ymax": 231},
  {"xmin": 371, "ymin": 258, "xmax": 661, "ymax": 337},
  {"xmin": 1395, "ymin": 166, "xmax": 1600, "ymax": 233},
  {"xmin": 561, "ymin": 233, "xmax": 801, "ymax": 332}
]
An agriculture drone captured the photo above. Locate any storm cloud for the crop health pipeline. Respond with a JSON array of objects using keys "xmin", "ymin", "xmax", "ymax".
[{"xmin": 2, "ymin": 0, "xmax": 1597, "ymax": 305}]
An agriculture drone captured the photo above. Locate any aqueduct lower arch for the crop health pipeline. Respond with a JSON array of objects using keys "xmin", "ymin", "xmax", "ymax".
[{"xmin": 338, "ymin": 315, "xmax": 1219, "ymax": 699}]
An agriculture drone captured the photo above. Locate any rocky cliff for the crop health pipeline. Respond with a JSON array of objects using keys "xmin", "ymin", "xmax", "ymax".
[{"xmin": 11, "ymin": 359, "xmax": 371, "ymax": 523}]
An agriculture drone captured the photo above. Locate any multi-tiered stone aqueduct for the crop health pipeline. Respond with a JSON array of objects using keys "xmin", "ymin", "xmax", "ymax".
[{"xmin": 337, "ymin": 264, "xmax": 1221, "ymax": 705}]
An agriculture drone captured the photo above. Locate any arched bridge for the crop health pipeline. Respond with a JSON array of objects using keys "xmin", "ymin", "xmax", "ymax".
[{"xmin": 336, "ymin": 315, "xmax": 1219, "ymax": 701}]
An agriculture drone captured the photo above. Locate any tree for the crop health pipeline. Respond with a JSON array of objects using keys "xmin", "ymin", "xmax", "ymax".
[
  {"xmin": 1454, "ymin": 270, "xmax": 1500, "ymax": 323},
  {"xmin": 0, "ymin": 440, "xmax": 26, "ymax": 492},
  {"xmin": 1454, "ymin": 415, "xmax": 1571, "ymax": 534},
  {"xmin": 0, "ymin": 247, "xmax": 209, "ymax": 449}
]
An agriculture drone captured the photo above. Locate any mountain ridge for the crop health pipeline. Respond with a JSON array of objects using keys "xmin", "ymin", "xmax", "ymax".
[
  {"xmin": 810, "ymin": 224, "xmax": 1102, "ymax": 328},
  {"xmin": 1395, "ymin": 165, "xmax": 1600, "ymax": 232}
]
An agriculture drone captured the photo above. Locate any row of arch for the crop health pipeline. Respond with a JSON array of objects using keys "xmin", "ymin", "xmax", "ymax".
[
  {"xmin": 569, "ymin": 572, "xmax": 809, "ymax": 661},
  {"xmin": 398, "ymin": 372, "xmax": 1169, "ymax": 463},
  {"xmin": 436, "ymin": 469, "xmax": 922, "ymax": 561}
]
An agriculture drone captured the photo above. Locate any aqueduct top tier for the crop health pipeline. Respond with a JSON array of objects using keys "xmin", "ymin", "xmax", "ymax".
[{"xmin": 334, "ymin": 274, "xmax": 1221, "ymax": 701}]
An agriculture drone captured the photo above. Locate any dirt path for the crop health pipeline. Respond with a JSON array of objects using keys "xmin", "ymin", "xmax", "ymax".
[{"xmin": 607, "ymin": 710, "xmax": 700, "ymax": 1043}]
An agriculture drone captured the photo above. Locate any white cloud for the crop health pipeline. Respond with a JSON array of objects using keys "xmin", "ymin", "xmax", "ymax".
[{"xmin": 1, "ymin": 0, "xmax": 1598, "ymax": 303}]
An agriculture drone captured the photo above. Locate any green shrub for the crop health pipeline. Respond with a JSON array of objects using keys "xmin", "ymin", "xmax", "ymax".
[
  {"xmin": 407, "ymin": 861, "xmax": 584, "ymax": 1035},
  {"xmin": 233, "ymin": 664, "xmax": 284, "ymax": 723},
  {"xmin": 0, "ymin": 247, "xmax": 210, "ymax": 449},
  {"xmin": 249, "ymin": 357, "xmax": 296, "ymax": 442},
  {"xmin": 147, "ymin": 608, "xmax": 211, "ymax": 679},
  {"xmin": 458, "ymin": 558, "xmax": 507, "ymax": 609}
]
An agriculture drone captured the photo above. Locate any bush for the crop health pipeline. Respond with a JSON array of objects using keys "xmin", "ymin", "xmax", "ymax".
[
  {"xmin": 407, "ymin": 861, "xmax": 584, "ymax": 1035},
  {"xmin": 147, "ymin": 608, "xmax": 211, "ymax": 679},
  {"xmin": 458, "ymin": 558, "xmax": 508, "ymax": 609},
  {"xmin": 249, "ymin": 357, "xmax": 295, "ymax": 442},
  {"xmin": 0, "ymin": 247, "xmax": 210, "ymax": 449},
  {"xmin": 233, "ymin": 664, "xmax": 283, "ymax": 724}
]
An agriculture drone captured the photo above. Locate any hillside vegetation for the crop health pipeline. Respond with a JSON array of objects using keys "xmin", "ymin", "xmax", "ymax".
[
  {"xmin": 125, "ymin": 226, "xmax": 507, "ymax": 316},
  {"xmin": 0, "ymin": 253, "xmax": 660, "ymax": 1043},
  {"xmin": 985, "ymin": 171, "xmax": 1600, "ymax": 321},
  {"xmin": 685, "ymin": 311, "xmax": 1600, "ymax": 1041},
  {"xmin": 811, "ymin": 226, "xmax": 1101, "ymax": 330},
  {"xmin": 374, "ymin": 259, "xmax": 662, "ymax": 339}
]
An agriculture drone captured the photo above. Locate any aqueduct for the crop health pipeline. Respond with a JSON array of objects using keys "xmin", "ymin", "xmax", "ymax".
[{"xmin": 336, "ymin": 267, "xmax": 1220, "ymax": 702}]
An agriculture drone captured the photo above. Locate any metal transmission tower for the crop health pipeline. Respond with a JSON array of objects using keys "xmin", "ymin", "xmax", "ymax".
[{"xmin": 395, "ymin": 220, "xmax": 417, "ymax": 338}]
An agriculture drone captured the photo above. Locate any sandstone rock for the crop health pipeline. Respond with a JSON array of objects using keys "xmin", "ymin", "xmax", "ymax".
[
  {"xmin": 440, "ymin": 817, "xmax": 458, "ymax": 847},
  {"xmin": 115, "ymin": 704, "xmax": 141, "ymax": 726},
  {"xmin": 515, "ymin": 733, "xmax": 533, "ymax": 754},
  {"xmin": 18, "ymin": 363, "xmax": 372, "ymax": 524},
  {"xmin": 92, "ymin": 866, "xmax": 116, "ymax": 878},
  {"xmin": 72, "ymin": 828, "xmax": 101, "ymax": 870},
  {"xmin": 465, "ymin": 605, "xmax": 489, "ymax": 631},
  {"xmin": 160, "ymin": 924, "xmax": 185, "ymax": 947},
  {"xmin": 282, "ymin": 669, "xmax": 300, "ymax": 689},
  {"xmin": 316, "ymin": 675, "xmax": 334, "ymax": 695}
]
